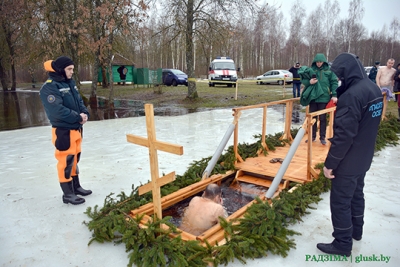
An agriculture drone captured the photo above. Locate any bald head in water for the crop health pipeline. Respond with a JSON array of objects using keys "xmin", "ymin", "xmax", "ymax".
[{"xmin": 203, "ymin": 183, "xmax": 222, "ymax": 201}]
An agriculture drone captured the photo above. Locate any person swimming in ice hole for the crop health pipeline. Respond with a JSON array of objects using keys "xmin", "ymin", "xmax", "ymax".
[{"xmin": 179, "ymin": 183, "xmax": 228, "ymax": 236}]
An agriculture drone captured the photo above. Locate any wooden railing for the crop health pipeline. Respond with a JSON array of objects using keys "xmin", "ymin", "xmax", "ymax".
[
  {"xmin": 232, "ymin": 99, "xmax": 333, "ymax": 181},
  {"xmin": 231, "ymin": 93, "xmax": 388, "ymax": 181},
  {"xmin": 232, "ymin": 98, "xmax": 300, "ymax": 163}
]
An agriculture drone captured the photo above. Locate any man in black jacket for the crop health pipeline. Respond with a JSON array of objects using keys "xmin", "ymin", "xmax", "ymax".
[
  {"xmin": 289, "ymin": 62, "xmax": 301, "ymax": 98},
  {"xmin": 317, "ymin": 53, "xmax": 383, "ymax": 256},
  {"xmin": 40, "ymin": 56, "xmax": 92, "ymax": 205},
  {"xmin": 368, "ymin": 61, "xmax": 380, "ymax": 83}
]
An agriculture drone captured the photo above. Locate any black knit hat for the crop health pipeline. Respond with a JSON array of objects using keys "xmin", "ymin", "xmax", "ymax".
[
  {"xmin": 51, "ymin": 56, "xmax": 74, "ymax": 74},
  {"xmin": 375, "ymin": 61, "xmax": 380, "ymax": 65}
]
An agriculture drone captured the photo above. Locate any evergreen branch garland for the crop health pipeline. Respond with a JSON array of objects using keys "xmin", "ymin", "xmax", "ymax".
[{"xmin": 83, "ymin": 117, "xmax": 399, "ymax": 267}]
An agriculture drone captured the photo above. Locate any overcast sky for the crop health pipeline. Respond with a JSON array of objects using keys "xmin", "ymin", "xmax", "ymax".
[{"xmin": 273, "ymin": 0, "xmax": 399, "ymax": 33}]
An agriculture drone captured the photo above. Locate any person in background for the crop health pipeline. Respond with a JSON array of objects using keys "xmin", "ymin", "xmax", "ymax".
[
  {"xmin": 180, "ymin": 183, "xmax": 227, "ymax": 236},
  {"xmin": 393, "ymin": 63, "xmax": 400, "ymax": 103},
  {"xmin": 117, "ymin": 65, "xmax": 127, "ymax": 85},
  {"xmin": 300, "ymin": 53, "xmax": 338, "ymax": 145},
  {"xmin": 40, "ymin": 56, "xmax": 92, "ymax": 205},
  {"xmin": 394, "ymin": 63, "xmax": 400, "ymax": 121},
  {"xmin": 318, "ymin": 53, "xmax": 383, "ymax": 257},
  {"xmin": 289, "ymin": 62, "xmax": 301, "ymax": 98},
  {"xmin": 368, "ymin": 61, "xmax": 380, "ymax": 83},
  {"xmin": 376, "ymin": 58, "xmax": 396, "ymax": 101}
]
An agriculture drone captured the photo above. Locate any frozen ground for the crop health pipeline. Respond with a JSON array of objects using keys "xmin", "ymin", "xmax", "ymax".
[{"xmin": 0, "ymin": 108, "xmax": 399, "ymax": 267}]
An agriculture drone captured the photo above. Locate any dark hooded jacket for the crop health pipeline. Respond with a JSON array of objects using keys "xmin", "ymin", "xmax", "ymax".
[
  {"xmin": 39, "ymin": 61, "xmax": 89, "ymax": 129},
  {"xmin": 325, "ymin": 53, "xmax": 383, "ymax": 175},
  {"xmin": 393, "ymin": 63, "xmax": 400, "ymax": 92},
  {"xmin": 300, "ymin": 53, "xmax": 338, "ymax": 103}
]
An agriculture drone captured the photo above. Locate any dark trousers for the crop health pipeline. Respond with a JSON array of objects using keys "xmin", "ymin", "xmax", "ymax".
[
  {"xmin": 292, "ymin": 83, "xmax": 301, "ymax": 98},
  {"xmin": 309, "ymin": 102, "xmax": 327, "ymax": 140},
  {"xmin": 330, "ymin": 172, "xmax": 365, "ymax": 251}
]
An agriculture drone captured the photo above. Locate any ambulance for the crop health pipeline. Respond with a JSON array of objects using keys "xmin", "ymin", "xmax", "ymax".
[{"xmin": 208, "ymin": 56, "xmax": 240, "ymax": 87}]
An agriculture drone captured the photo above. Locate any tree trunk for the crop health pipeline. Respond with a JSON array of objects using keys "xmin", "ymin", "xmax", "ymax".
[
  {"xmin": 105, "ymin": 59, "xmax": 115, "ymax": 119},
  {"xmin": 2, "ymin": 23, "xmax": 16, "ymax": 91},
  {"xmin": 0, "ymin": 58, "xmax": 9, "ymax": 90},
  {"xmin": 90, "ymin": 52, "xmax": 100, "ymax": 111},
  {"xmin": 10, "ymin": 62, "xmax": 16, "ymax": 91},
  {"xmin": 185, "ymin": 0, "xmax": 198, "ymax": 99},
  {"xmin": 101, "ymin": 66, "xmax": 108, "ymax": 88}
]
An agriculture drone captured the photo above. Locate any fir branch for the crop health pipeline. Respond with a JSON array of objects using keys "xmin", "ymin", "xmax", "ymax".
[{"xmin": 83, "ymin": 120, "xmax": 399, "ymax": 266}]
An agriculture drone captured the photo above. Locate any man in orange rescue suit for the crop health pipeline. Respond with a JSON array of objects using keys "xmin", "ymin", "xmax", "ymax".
[{"xmin": 40, "ymin": 56, "xmax": 91, "ymax": 205}]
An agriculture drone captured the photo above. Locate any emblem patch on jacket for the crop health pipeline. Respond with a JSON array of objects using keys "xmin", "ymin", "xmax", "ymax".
[{"xmin": 47, "ymin": 95, "xmax": 56, "ymax": 103}]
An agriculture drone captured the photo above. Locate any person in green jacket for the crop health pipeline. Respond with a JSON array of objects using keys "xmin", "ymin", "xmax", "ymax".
[{"xmin": 301, "ymin": 53, "xmax": 338, "ymax": 145}]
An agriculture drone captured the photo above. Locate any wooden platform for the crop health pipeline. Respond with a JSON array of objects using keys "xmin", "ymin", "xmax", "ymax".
[{"xmin": 235, "ymin": 134, "xmax": 329, "ymax": 184}]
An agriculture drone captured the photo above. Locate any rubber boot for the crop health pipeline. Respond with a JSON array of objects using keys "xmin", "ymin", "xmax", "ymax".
[
  {"xmin": 72, "ymin": 175, "xmax": 92, "ymax": 196},
  {"xmin": 60, "ymin": 181, "xmax": 85, "ymax": 205}
]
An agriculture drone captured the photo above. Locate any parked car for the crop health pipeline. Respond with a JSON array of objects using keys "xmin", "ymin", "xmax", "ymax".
[
  {"xmin": 256, "ymin": 70, "xmax": 293, "ymax": 85},
  {"xmin": 162, "ymin": 69, "xmax": 188, "ymax": 86},
  {"xmin": 365, "ymin": 66, "xmax": 373, "ymax": 75},
  {"xmin": 365, "ymin": 65, "xmax": 383, "ymax": 75}
]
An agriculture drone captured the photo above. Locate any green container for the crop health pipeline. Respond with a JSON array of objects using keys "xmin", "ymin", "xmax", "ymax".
[
  {"xmin": 137, "ymin": 68, "xmax": 149, "ymax": 84},
  {"xmin": 97, "ymin": 65, "xmax": 135, "ymax": 83}
]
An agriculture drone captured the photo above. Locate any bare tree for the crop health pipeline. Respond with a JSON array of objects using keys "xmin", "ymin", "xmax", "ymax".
[
  {"xmin": 304, "ymin": 8, "xmax": 324, "ymax": 63},
  {"xmin": 79, "ymin": 0, "xmax": 150, "ymax": 111},
  {"xmin": 346, "ymin": 0, "xmax": 364, "ymax": 52},
  {"xmin": 266, "ymin": 10, "xmax": 284, "ymax": 69},
  {"xmin": 288, "ymin": 0, "xmax": 305, "ymax": 63},
  {"xmin": 33, "ymin": 0, "xmax": 87, "ymax": 86},
  {"xmin": 4, "ymin": 0, "xmax": 400, "ymax": 91},
  {"xmin": 323, "ymin": 0, "xmax": 340, "ymax": 61},
  {"xmin": 389, "ymin": 18, "xmax": 399, "ymax": 57},
  {"xmin": 0, "ymin": 0, "xmax": 27, "ymax": 91},
  {"xmin": 158, "ymin": 0, "xmax": 258, "ymax": 99}
]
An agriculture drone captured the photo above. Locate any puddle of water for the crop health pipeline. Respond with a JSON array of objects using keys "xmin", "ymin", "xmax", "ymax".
[
  {"xmin": 0, "ymin": 91, "xmax": 50, "ymax": 131},
  {"xmin": 0, "ymin": 91, "xmax": 206, "ymax": 131},
  {"xmin": 0, "ymin": 91, "xmax": 304, "ymax": 131}
]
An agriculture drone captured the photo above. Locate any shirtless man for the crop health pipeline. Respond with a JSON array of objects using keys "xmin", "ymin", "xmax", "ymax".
[
  {"xmin": 376, "ymin": 58, "xmax": 396, "ymax": 99},
  {"xmin": 180, "ymin": 184, "xmax": 227, "ymax": 236}
]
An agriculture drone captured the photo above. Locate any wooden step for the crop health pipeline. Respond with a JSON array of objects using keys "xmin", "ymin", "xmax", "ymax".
[
  {"xmin": 231, "ymin": 170, "xmax": 289, "ymax": 198},
  {"xmin": 235, "ymin": 174, "xmax": 274, "ymax": 188}
]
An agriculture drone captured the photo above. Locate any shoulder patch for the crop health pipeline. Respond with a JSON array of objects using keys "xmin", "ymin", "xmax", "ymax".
[
  {"xmin": 46, "ymin": 79, "xmax": 52, "ymax": 83},
  {"xmin": 47, "ymin": 95, "xmax": 56, "ymax": 103}
]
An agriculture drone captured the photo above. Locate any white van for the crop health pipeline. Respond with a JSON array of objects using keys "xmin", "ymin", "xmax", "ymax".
[{"xmin": 208, "ymin": 57, "xmax": 240, "ymax": 87}]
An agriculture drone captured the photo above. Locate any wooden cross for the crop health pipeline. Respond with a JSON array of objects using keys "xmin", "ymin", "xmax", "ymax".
[{"xmin": 126, "ymin": 104, "xmax": 184, "ymax": 219}]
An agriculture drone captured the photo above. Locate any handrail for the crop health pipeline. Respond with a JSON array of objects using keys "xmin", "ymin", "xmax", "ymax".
[
  {"xmin": 232, "ymin": 98, "xmax": 330, "ymax": 181},
  {"xmin": 305, "ymin": 106, "xmax": 335, "ymax": 180},
  {"xmin": 232, "ymin": 98, "xmax": 298, "ymax": 163},
  {"xmin": 231, "ymin": 93, "xmax": 388, "ymax": 181}
]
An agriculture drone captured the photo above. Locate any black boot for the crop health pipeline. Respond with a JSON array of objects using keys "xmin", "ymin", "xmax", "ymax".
[
  {"xmin": 72, "ymin": 175, "xmax": 92, "ymax": 196},
  {"xmin": 60, "ymin": 181, "xmax": 85, "ymax": 205},
  {"xmin": 316, "ymin": 242, "xmax": 351, "ymax": 257}
]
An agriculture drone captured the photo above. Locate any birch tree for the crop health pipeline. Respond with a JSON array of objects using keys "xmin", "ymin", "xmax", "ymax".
[
  {"xmin": 158, "ymin": 0, "xmax": 258, "ymax": 99},
  {"xmin": 323, "ymin": 0, "xmax": 340, "ymax": 61},
  {"xmin": 304, "ymin": 8, "xmax": 324, "ymax": 63},
  {"xmin": 346, "ymin": 0, "xmax": 364, "ymax": 52},
  {"xmin": 288, "ymin": 0, "xmax": 305, "ymax": 63},
  {"xmin": 389, "ymin": 18, "xmax": 399, "ymax": 57}
]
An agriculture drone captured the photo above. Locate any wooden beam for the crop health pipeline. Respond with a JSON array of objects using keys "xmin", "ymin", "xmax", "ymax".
[
  {"xmin": 138, "ymin": 171, "xmax": 176, "ymax": 195},
  {"xmin": 126, "ymin": 104, "xmax": 184, "ymax": 220}
]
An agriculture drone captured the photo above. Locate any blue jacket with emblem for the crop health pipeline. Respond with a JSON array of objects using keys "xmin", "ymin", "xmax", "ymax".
[
  {"xmin": 325, "ymin": 53, "xmax": 383, "ymax": 175},
  {"xmin": 40, "ymin": 63, "xmax": 89, "ymax": 129}
]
